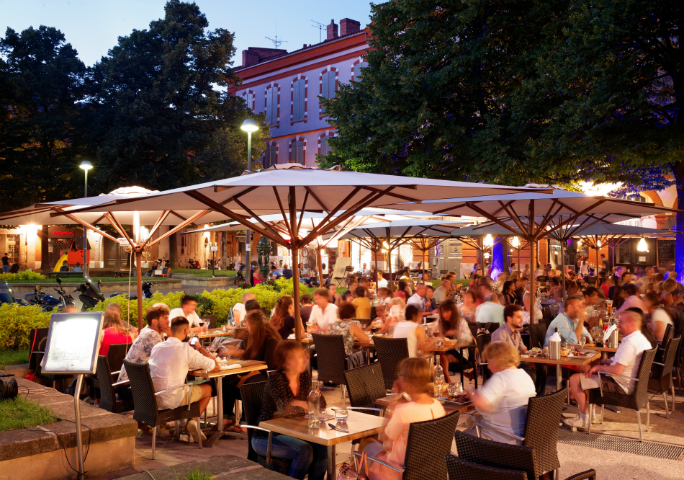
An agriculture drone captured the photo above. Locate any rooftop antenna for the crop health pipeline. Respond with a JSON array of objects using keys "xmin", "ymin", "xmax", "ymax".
[
  {"xmin": 266, "ymin": 19, "xmax": 287, "ymax": 49},
  {"xmin": 311, "ymin": 20, "xmax": 325, "ymax": 43}
]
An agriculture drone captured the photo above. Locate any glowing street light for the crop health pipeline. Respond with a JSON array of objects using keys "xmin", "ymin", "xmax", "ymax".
[{"xmin": 79, "ymin": 160, "xmax": 93, "ymax": 278}]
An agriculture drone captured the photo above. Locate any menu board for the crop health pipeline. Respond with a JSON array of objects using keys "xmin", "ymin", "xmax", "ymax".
[{"xmin": 41, "ymin": 312, "xmax": 104, "ymax": 374}]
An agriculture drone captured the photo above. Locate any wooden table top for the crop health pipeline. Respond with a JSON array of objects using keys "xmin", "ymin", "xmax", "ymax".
[
  {"xmin": 189, "ymin": 360, "xmax": 267, "ymax": 379},
  {"xmin": 422, "ymin": 340, "xmax": 473, "ymax": 352},
  {"xmin": 376, "ymin": 394, "xmax": 473, "ymax": 414},
  {"xmin": 259, "ymin": 408, "xmax": 387, "ymax": 446},
  {"xmin": 520, "ymin": 351, "xmax": 600, "ymax": 366},
  {"xmin": 583, "ymin": 345, "xmax": 618, "ymax": 353},
  {"xmin": 196, "ymin": 328, "xmax": 233, "ymax": 339}
]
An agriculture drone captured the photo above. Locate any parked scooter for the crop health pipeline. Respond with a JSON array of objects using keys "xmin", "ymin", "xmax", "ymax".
[
  {"xmin": 75, "ymin": 276, "xmax": 105, "ymax": 311},
  {"xmin": 109, "ymin": 281, "xmax": 153, "ymax": 300},
  {"xmin": 54, "ymin": 277, "xmax": 76, "ymax": 307},
  {"xmin": 0, "ymin": 281, "xmax": 29, "ymax": 306},
  {"xmin": 25, "ymin": 285, "xmax": 64, "ymax": 311},
  {"xmin": 188, "ymin": 258, "xmax": 201, "ymax": 269}
]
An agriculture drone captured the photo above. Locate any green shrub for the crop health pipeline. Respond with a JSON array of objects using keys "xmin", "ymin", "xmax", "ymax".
[
  {"xmin": 0, "ymin": 304, "xmax": 51, "ymax": 350},
  {"xmin": 0, "ymin": 271, "xmax": 46, "ymax": 282}
]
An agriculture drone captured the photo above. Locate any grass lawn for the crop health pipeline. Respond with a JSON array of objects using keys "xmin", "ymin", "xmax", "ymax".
[
  {"xmin": 0, "ymin": 397, "xmax": 59, "ymax": 432},
  {"xmin": 172, "ymin": 269, "xmax": 237, "ymax": 277},
  {"xmin": 0, "ymin": 349, "xmax": 30, "ymax": 369},
  {"xmin": 9, "ymin": 277, "xmax": 140, "ymax": 284}
]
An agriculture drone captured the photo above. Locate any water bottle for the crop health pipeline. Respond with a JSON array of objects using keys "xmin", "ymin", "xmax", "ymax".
[
  {"xmin": 434, "ymin": 355, "xmax": 445, "ymax": 397},
  {"xmin": 308, "ymin": 379, "xmax": 321, "ymax": 428}
]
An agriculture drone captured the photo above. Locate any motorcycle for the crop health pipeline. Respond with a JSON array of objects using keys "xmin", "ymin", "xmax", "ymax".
[
  {"xmin": 0, "ymin": 281, "xmax": 29, "ymax": 306},
  {"xmin": 109, "ymin": 281, "xmax": 153, "ymax": 300},
  {"xmin": 188, "ymin": 258, "xmax": 201, "ymax": 269},
  {"xmin": 54, "ymin": 277, "xmax": 76, "ymax": 307},
  {"xmin": 75, "ymin": 276, "xmax": 106, "ymax": 311},
  {"xmin": 25, "ymin": 284, "xmax": 64, "ymax": 312}
]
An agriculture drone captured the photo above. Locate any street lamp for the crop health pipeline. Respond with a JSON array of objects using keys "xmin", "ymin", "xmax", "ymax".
[
  {"xmin": 240, "ymin": 119, "xmax": 259, "ymax": 285},
  {"xmin": 79, "ymin": 161, "xmax": 93, "ymax": 278}
]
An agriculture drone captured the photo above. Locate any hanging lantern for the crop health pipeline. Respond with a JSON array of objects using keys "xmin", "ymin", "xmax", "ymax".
[
  {"xmin": 597, "ymin": 240, "xmax": 602, "ymax": 248},
  {"xmin": 483, "ymin": 234, "xmax": 494, "ymax": 248},
  {"xmin": 637, "ymin": 237, "xmax": 649, "ymax": 252},
  {"xmin": 511, "ymin": 236, "xmax": 520, "ymax": 248}
]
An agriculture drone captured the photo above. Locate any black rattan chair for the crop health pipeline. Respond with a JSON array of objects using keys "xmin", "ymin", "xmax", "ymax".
[
  {"xmin": 475, "ymin": 333, "xmax": 492, "ymax": 385},
  {"xmin": 445, "ymin": 453, "xmax": 526, "ymax": 480},
  {"xmin": 528, "ymin": 323, "xmax": 547, "ymax": 351},
  {"xmin": 97, "ymin": 356, "xmax": 134, "ymax": 414},
  {"xmin": 354, "ymin": 411, "xmax": 460, "ymax": 480},
  {"xmin": 106, "ymin": 343, "xmax": 130, "ymax": 374},
  {"xmin": 239, "ymin": 381, "xmax": 291, "ymax": 474},
  {"xmin": 587, "ymin": 347, "xmax": 657, "ymax": 442},
  {"xmin": 124, "ymin": 359, "xmax": 202, "ymax": 458},
  {"xmin": 312, "ymin": 333, "xmax": 349, "ymax": 398},
  {"xmin": 344, "ymin": 364, "xmax": 386, "ymax": 415},
  {"xmin": 649, "ymin": 336, "xmax": 681, "ymax": 418},
  {"xmin": 373, "ymin": 336, "xmax": 409, "ymax": 390},
  {"xmin": 200, "ymin": 314, "xmax": 217, "ymax": 329}
]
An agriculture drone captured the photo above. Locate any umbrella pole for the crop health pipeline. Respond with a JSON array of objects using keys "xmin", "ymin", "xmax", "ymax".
[
  {"xmin": 317, "ymin": 247, "xmax": 324, "ymax": 288},
  {"xmin": 293, "ymin": 247, "xmax": 302, "ymax": 342},
  {"xmin": 517, "ymin": 247, "xmax": 520, "ymax": 273},
  {"xmin": 595, "ymin": 235, "xmax": 600, "ymax": 276},
  {"xmin": 530, "ymin": 240, "xmax": 537, "ymax": 321},
  {"xmin": 135, "ymin": 250, "xmax": 143, "ymax": 323},
  {"xmin": 387, "ymin": 248, "xmax": 393, "ymax": 292},
  {"xmin": 561, "ymin": 238, "xmax": 567, "ymax": 301}
]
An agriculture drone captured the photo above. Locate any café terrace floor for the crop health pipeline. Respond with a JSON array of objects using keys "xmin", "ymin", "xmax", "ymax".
[{"xmin": 102, "ymin": 375, "xmax": 684, "ymax": 480}]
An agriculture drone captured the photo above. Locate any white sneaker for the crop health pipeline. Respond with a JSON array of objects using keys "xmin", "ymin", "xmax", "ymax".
[
  {"xmin": 563, "ymin": 415, "xmax": 588, "ymax": 430},
  {"xmin": 186, "ymin": 420, "xmax": 207, "ymax": 442}
]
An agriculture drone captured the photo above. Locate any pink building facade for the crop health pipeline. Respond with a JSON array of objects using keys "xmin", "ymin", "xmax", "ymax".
[{"xmin": 231, "ymin": 19, "xmax": 369, "ymax": 167}]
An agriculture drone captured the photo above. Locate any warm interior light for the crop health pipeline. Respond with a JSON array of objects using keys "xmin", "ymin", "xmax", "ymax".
[
  {"xmin": 597, "ymin": 240, "xmax": 602, "ymax": 248},
  {"xmin": 483, "ymin": 234, "xmax": 494, "ymax": 248},
  {"xmin": 240, "ymin": 119, "xmax": 259, "ymax": 133},
  {"xmin": 511, "ymin": 236, "xmax": 520, "ymax": 248},
  {"xmin": 637, "ymin": 237, "xmax": 649, "ymax": 252},
  {"xmin": 133, "ymin": 212, "xmax": 140, "ymax": 243}
]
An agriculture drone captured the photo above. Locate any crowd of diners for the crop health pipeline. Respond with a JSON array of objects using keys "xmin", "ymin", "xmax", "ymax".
[{"xmin": 83, "ymin": 259, "xmax": 681, "ymax": 479}]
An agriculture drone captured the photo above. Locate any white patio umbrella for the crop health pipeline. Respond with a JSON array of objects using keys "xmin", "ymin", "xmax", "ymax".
[{"xmin": 48, "ymin": 164, "xmax": 547, "ymax": 339}]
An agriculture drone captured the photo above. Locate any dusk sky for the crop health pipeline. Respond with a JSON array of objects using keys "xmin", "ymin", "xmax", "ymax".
[{"xmin": 0, "ymin": 0, "xmax": 373, "ymax": 67}]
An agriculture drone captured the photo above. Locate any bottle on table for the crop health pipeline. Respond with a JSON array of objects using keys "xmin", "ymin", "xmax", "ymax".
[
  {"xmin": 308, "ymin": 379, "xmax": 321, "ymax": 428},
  {"xmin": 434, "ymin": 355, "xmax": 445, "ymax": 397}
]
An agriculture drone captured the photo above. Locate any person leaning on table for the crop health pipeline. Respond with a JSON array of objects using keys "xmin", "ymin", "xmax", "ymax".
[{"xmin": 564, "ymin": 308, "xmax": 653, "ymax": 430}]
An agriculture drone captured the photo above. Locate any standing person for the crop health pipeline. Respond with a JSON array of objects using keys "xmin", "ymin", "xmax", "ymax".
[
  {"xmin": 1, "ymin": 253, "xmax": 8, "ymax": 273},
  {"xmin": 352, "ymin": 286, "xmax": 372, "ymax": 318},
  {"xmin": 471, "ymin": 263, "xmax": 480, "ymax": 279},
  {"xmin": 169, "ymin": 295, "xmax": 205, "ymax": 333},
  {"xmin": 309, "ymin": 288, "xmax": 339, "ymax": 334},
  {"xmin": 360, "ymin": 263, "xmax": 369, "ymax": 275},
  {"xmin": 600, "ymin": 253, "xmax": 609, "ymax": 272},
  {"xmin": 254, "ymin": 341, "xmax": 328, "ymax": 480},
  {"xmin": 564, "ymin": 309, "xmax": 653, "ymax": 430},
  {"xmin": 326, "ymin": 284, "xmax": 342, "ymax": 306},
  {"xmin": 270, "ymin": 295, "xmax": 297, "ymax": 339},
  {"xmin": 393, "ymin": 305, "xmax": 426, "ymax": 357},
  {"xmin": 149, "ymin": 317, "xmax": 219, "ymax": 443},
  {"xmin": 360, "ymin": 358, "xmax": 445, "ymax": 480}
]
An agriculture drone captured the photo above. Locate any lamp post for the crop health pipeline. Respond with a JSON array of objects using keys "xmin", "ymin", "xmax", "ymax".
[
  {"xmin": 240, "ymin": 119, "xmax": 259, "ymax": 285},
  {"xmin": 79, "ymin": 161, "xmax": 93, "ymax": 279}
]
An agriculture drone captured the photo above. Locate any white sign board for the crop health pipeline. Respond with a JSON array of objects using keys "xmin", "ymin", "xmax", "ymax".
[
  {"xmin": 42, "ymin": 312, "xmax": 104, "ymax": 374},
  {"xmin": 210, "ymin": 245, "xmax": 219, "ymax": 252},
  {"xmin": 332, "ymin": 257, "xmax": 353, "ymax": 279}
]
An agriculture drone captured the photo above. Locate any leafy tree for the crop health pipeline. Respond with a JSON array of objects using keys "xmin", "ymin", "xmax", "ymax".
[
  {"xmin": 82, "ymin": 0, "xmax": 267, "ymax": 193},
  {"xmin": 0, "ymin": 26, "xmax": 86, "ymax": 210}
]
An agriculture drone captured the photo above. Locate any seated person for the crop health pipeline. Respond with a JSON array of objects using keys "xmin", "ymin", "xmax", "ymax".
[
  {"xmin": 327, "ymin": 302, "xmax": 370, "ymax": 356},
  {"xmin": 149, "ymin": 316, "xmax": 219, "ymax": 442},
  {"xmin": 376, "ymin": 270, "xmax": 388, "ymax": 288},
  {"xmin": 73, "ymin": 262, "xmax": 83, "ymax": 272},
  {"xmin": 360, "ymin": 357, "xmax": 445, "ymax": 480},
  {"xmin": 544, "ymin": 295, "xmax": 584, "ymax": 347},
  {"xmin": 564, "ymin": 308, "xmax": 653, "ymax": 430},
  {"xmin": 521, "ymin": 292, "xmax": 542, "ymax": 325},
  {"xmin": 282, "ymin": 264, "xmax": 293, "ymax": 279},
  {"xmin": 231, "ymin": 292, "xmax": 256, "ymax": 327},
  {"xmin": 309, "ymin": 288, "xmax": 339, "ymax": 334},
  {"xmin": 270, "ymin": 295, "xmax": 298, "ymax": 339},
  {"xmin": 464, "ymin": 341, "xmax": 536, "ymax": 444},
  {"xmin": 99, "ymin": 306, "xmax": 133, "ymax": 356},
  {"xmin": 299, "ymin": 293, "xmax": 314, "ymax": 329},
  {"xmin": 644, "ymin": 292, "xmax": 673, "ymax": 341},
  {"xmin": 169, "ymin": 294, "xmax": 205, "ymax": 333},
  {"xmin": 327, "ymin": 284, "xmax": 342, "ymax": 306},
  {"xmin": 392, "ymin": 305, "xmax": 426, "ymax": 357},
  {"xmin": 377, "ymin": 286, "xmax": 391, "ymax": 306},
  {"xmin": 351, "ymin": 286, "xmax": 371, "ymax": 318},
  {"xmin": 380, "ymin": 297, "xmax": 406, "ymax": 334},
  {"xmin": 255, "ymin": 340, "xmax": 327, "ymax": 480}
]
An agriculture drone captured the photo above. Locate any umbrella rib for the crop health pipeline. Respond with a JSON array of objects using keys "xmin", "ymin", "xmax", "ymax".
[
  {"xmin": 106, "ymin": 213, "xmax": 135, "ymax": 248},
  {"xmin": 359, "ymin": 186, "xmax": 421, "ymax": 204},
  {"xmin": 139, "ymin": 211, "xmax": 171, "ymax": 250},
  {"xmin": 63, "ymin": 214, "xmax": 120, "ymax": 243},
  {"xmin": 544, "ymin": 199, "xmax": 607, "ymax": 239},
  {"xmin": 219, "ymin": 186, "xmax": 259, "ymax": 206},
  {"xmin": 148, "ymin": 211, "xmax": 212, "ymax": 248},
  {"xmin": 289, "ymin": 187, "xmax": 297, "ymax": 248},
  {"xmin": 296, "ymin": 190, "xmax": 310, "ymax": 235},
  {"xmin": 272, "ymin": 187, "xmax": 293, "ymax": 237},
  {"xmin": 536, "ymin": 202, "xmax": 564, "ymax": 235},
  {"xmin": 232, "ymin": 197, "xmax": 282, "ymax": 240},
  {"xmin": 304, "ymin": 187, "xmax": 330, "ymax": 214},
  {"xmin": 498, "ymin": 202, "xmax": 528, "ymax": 234},
  {"xmin": 170, "ymin": 210, "xmax": 188, "ymax": 221},
  {"xmin": 463, "ymin": 202, "xmax": 523, "ymax": 237}
]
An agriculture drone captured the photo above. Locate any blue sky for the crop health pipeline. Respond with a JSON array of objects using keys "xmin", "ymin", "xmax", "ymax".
[{"xmin": 0, "ymin": 0, "xmax": 373, "ymax": 67}]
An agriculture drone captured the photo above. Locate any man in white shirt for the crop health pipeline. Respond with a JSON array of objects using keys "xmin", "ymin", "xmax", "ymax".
[
  {"xmin": 475, "ymin": 278, "xmax": 504, "ymax": 326},
  {"xmin": 564, "ymin": 308, "xmax": 653, "ymax": 429},
  {"xmin": 149, "ymin": 317, "xmax": 219, "ymax": 442},
  {"xmin": 169, "ymin": 295, "xmax": 204, "ymax": 333},
  {"xmin": 406, "ymin": 283, "xmax": 437, "ymax": 319},
  {"xmin": 309, "ymin": 288, "xmax": 338, "ymax": 333},
  {"xmin": 359, "ymin": 263, "xmax": 369, "ymax": 275},
  {"xmin": 231, "ymin": 292, "xmax": 255, "ymax": 326},
  {"xmin": 615, "ymin": 283, "xmax": 646, "ymax": 315},
  {"xmin": 376, "ymin": 271, "xmax": 388, "ymax": 288},
  {"xmin": 433, "ymin": 278, "xmax": 451, "ymax": 305}
]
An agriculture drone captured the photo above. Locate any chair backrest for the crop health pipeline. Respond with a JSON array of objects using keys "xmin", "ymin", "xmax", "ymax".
[
  {"xmin": 312, "ymin": 333, "xmax": 347, "ymax": 385},
  {"xmin": 403, "ymin": 411, "xmax": 460, "ymax": 480},
  {"xmin": 107, "ymin": 343, "xmax": 130, "ymax": 374},
  {"xmin": 663, "ymin": 323, "xmax": 674, "ymax": 345},
  {"xmin": 528, "ymin": 323, "xmax": 547, "ymax": 351},
  {"xmin": 200, "ymin": 314, "xmax": 217, "ymax": 329},
  {"xmin": 240, "ymin": 380, "xmax": 267, "ymax": 463},
  {"xmin": 28, "ymin": 327, "xmax": 49, "ymax": 370},
  {"xmin": 658, "ymin": 336, "xmax": 681, "ymax": 384},
  {"xmin": 445, "ymin": 453, "xmax": 526, "ymax": 480},
  {"xmin": 96, "ymin": 356, "xmax": 117, "ymax": 413},
  {"xmin": 453, "ymin": 430, "xmax": 536, "ymax": 480},
  {"xmin": 372, "ymin": 336, "xmax": 410, "ymax": 390},
  {"xmin": 522, "ymin": 388, "xmax": 566, "ymax": 475},
  {"xmin": 123, "ymin": 359, "xmax": 159, "ymax": 426},
  {"xmin": 634, "ymin": 347, "xmax": 658, "ymax": 408},
  {"xmin": 344, "ymin": 364, "xmax": 386, "ymax": 410}
]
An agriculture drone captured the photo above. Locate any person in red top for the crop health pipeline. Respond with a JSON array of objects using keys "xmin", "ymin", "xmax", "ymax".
[{"xmin": 99, "ymin": 305, "xmax": 133, "ymax": 356}]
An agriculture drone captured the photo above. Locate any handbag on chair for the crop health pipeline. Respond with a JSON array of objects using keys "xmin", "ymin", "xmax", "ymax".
[{"xmin": 339, "ymin": 452, "xmax": 369, "ymax": 480}]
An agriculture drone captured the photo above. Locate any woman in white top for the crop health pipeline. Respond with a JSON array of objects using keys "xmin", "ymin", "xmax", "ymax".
[
  {"xmin": 392, "ymin": 305, "xmax": 426, "ymax": 357},
  {"xmin": 465, "ymin": 341, "xmax": 536, "ymax": 444},
  {"xmin": 644, "ymin": 292, "xmax": 673, "ymax": 341},
  {"xmin": 579, "ymin": 257, "xmax": 589, "ymax": 277}
]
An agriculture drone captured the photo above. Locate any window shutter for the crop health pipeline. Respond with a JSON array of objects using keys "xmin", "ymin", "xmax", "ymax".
[
  {"xmin": 322, "ymin": 72, "xmax": 329, "ymax": 100},
  {"xmin": 266, "ymin": 90, "xmax": 272, "ymax": 124},
  {"xmin": 320, "ymin": 137, "xmax": 329, "ymax": 157},
  {"xmin": 293, "ymin": 81, "xmax": 300, "ymax": 121},
  {"xmin": 271, "ymin": 88, "xmax": 278, "ymax": 124},
  {"xmin": 294, "ymin": 140, "xmax": 304, "ymax": 164},
  {"xmin": 328, "ymin": 72, "xmax": 336, "ymax": 98},
  {"xmin": 354, "ymin": 62, "xmax": 368, "ymax": 80},
  {"xmin": 270, "ymin": 144, "xmax": 277, "ymax": 166},
  {"xmin": 298, "ymin": 80, "xmax": 306, "ymax": 120}
]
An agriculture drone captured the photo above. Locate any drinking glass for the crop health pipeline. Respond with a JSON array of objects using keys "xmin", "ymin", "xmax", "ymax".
[
  {"xmin": 335, "ymin": 408, "xmax": 349, "ymax": 423},
  {"xmin": 447, "ymin": 382, "xmax": 460, "ymax": 397},
  {"xmin": 579, "ymin": 337, "xmax": 586, "ymax": 348}
]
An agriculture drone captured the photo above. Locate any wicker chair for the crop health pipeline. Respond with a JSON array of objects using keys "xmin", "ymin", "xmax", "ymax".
[
  {"xmin": 471, "ymin": 387, "xmax": 566, "ymax": 478},
  {"xmin": 312, "ymin": 333, "xmax": 349, "ymax": 400},
  {"xmin": 97, "ymin": 356, "xmax": 134, "ymax": 414},
  {"xmin": 106, "ymin": 343, "xmax": 130, "ymax": 374},
  {"xmin": 474, "ymin": 333, "xmax": 492, "ymax": 385},
  {"xmin": 649, "ymin": 336, "xmax": 681, "ymax": 418},
  {"xmin": 344, "ymin": 364, "xmax": 386, "ymax": 415},
  {"xmin": 587, "ymin": 347, "xmax": 657, "ymax": 442},
  {"xmin": 239, "ymin": 381, "xmax": 291, "ymax": 474},
  {"xmin": 354, "ymin": 411, "xmax": 460, "ymax": 480},
  {"xmin": 124, "ymin": 360, "xmax": 202, "ymax": 459},
  {"xmin": 373, "ymin": 336, "xmax": 409, "ymax": 390},
  {"xmin": 200, "ymin": 314, "xmax": 217, "ymax": 329},
  {"xmin": 528, "ymin": 323, "xmax": 547, "ymax": 351}
]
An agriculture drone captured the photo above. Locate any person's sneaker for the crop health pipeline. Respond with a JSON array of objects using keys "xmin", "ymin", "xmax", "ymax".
[
  {"xmin": 591, "ymin": 409, "xmax": 600, "ymax": 424},
  {"xmin": 563, "ymin": 415, "xmax": 588, "ymax": 430},
  {"xmin": 186, "ymin": 420, "xmax": 207, "ymax": 442}
]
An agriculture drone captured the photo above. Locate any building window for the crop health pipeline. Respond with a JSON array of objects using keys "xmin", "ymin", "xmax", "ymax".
[
  {"xmin": 293, "ymin": 78, "xmax": 306, "ymax": 121},
  {"xmin": 320, "ymin": 136, "xmax": 331, "ymax": 157},
  {"xmin": 292, "ymin": 140, "xmax": 304, "ymax": 163},
  {"xmin": 321, "ymin": 71, "xmax": 336, "ymax": 99},
  {"xmin": 264, "ymin": 144, "xmax": 277, "ymax": 167},
  {"xmin": 266, "ymin": 87, "xmax": 278, "ymax": 125},
  {"xmin": 353, "ymin": 62, "xmax": 368, "ymax": 80}
]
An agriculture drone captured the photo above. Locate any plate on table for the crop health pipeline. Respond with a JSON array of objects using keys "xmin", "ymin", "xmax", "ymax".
[{"xmin": 438, "ymin": 394, "xmax": 471, "ymax": 406}]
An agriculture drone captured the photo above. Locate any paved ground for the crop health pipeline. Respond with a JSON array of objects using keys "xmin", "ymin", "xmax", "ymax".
[{"xmin": 102, "ymin": 369, "xmax": 684, "ymax": 479}]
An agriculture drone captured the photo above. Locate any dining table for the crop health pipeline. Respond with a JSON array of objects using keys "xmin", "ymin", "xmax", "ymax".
[
  {"xmin": 422, "ymin": 339, "xmax": 476, "ymax": 385},
  {"xmin": 375, "ymin": 392, "xmax": 474, "ymax": 415},
  {"xmin": 189, "ymin": 358, "xmax": 268, "ymax": 447},
  {"xmin": 519, "ymin": 350, "xmax": 601, "ymax": 391},
  {"xmin": 582, "ymin": 344, "xmax": 618, "ymax": 359},
  {"xmin": 259, "ymin": 408, "xmax": 387, "ymax": 479}
]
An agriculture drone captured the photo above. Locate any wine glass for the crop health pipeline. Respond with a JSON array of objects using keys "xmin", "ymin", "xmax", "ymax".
[{"xmin": 579, "ymin": 337, "xmax": 586, "ymax": 349}]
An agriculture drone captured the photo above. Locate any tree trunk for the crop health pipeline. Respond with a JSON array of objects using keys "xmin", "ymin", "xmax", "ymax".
[
  {"xmin": 40, "ymin": 226, "xmax": 49, "ymax": 272},
  {"xmin": 169, "ymin": 231, "xmax": 178, "ymax": 268}
]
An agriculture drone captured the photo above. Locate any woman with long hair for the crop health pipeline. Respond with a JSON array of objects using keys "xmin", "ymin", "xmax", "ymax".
[
  {"xmin": 502, "ymin": 280, "xmax": 518, "ymax": 306},
  {"xmin": 437, "ymin": 299, "xmax": 473, "ymax": 383},
  {"xmin": 270, "ymin": 295, "xmax": 297, "ymax": 339},
  {"xmin": 99, "ymin": 304, "xmax": 133, "ymax": 356},
  {"xmin": 458, "ymin": 291, "xmax": 477, "ymax": 322},
  {"xmin": 395, "ymin": 280, "xmax": 408, "ymax": 300}
]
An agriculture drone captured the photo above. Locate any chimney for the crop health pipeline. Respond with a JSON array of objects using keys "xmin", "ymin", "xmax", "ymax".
[
  {"xmin": 326, "ymin": 19, "xmax": 338, "ymax": 40},
  {"xmin": 340, "ymin": 18, "xmax": 361, "ymax": 36},
  {"xmin": 242, "ymin": 49, "xmax": 260, "ymax": 68}
]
